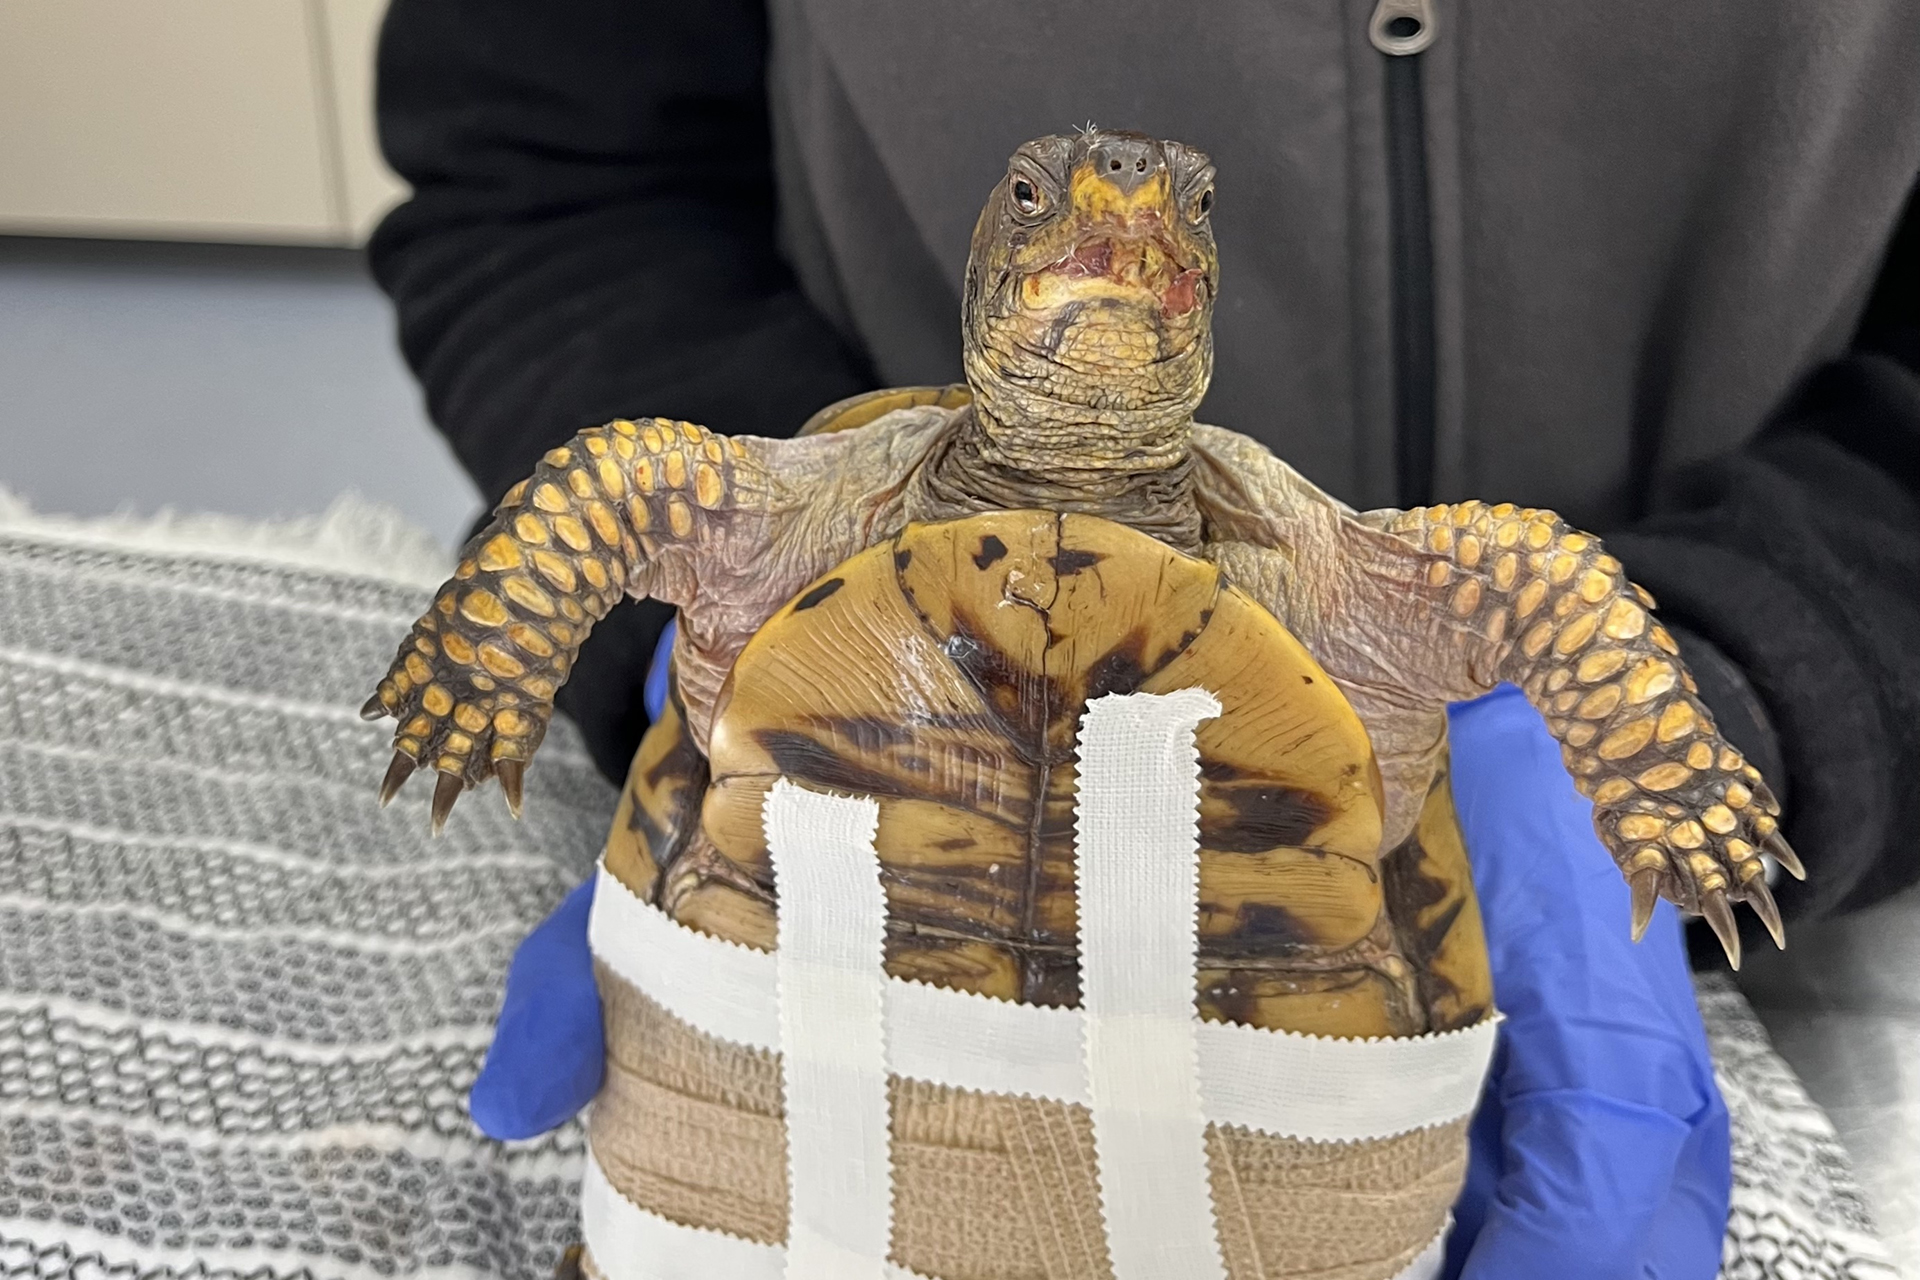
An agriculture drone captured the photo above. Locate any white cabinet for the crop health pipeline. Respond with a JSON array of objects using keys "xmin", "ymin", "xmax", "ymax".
[{"xmin": 0, "ymin": 0, "xmax": 407, "ymax": 245}]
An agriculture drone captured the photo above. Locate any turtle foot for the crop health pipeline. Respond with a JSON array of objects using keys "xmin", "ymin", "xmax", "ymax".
[
  {"xmin": 1597, "ymin": 764, "xmax": 1795, "ymax": 967},
  {"xmin": 363, "ymin": 617, "xmax": 552, "ymax": 832}
]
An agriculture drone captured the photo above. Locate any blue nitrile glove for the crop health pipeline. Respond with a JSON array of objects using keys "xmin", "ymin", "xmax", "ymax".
[
  {"xmin": 472, "ymin": 639, "xmax": 1731, "ymax": 1277},
  {"xmin": 465, "ymin": 624, "xmax": 679, "ymax": 1137},
  {"xmin": 467, "ymin": 875, "xmax": 605, "ymax": 1139},
  {"xmin": 1444, "ymin": 684, "xmax": 1729, "ymax": 1279}
]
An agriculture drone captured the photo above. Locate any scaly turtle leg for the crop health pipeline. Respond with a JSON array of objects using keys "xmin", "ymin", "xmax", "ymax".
[
  {"xmin": 362, "ymin": 418, "xmax": 763, "ymax": 831},
  {"xmin": 1377, "ymin": 501, "xmax": 1797, "ymax": 965}
]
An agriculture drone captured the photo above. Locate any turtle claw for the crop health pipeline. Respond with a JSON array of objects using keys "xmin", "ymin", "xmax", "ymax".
[
  {"xmin": 1764, "ymin": 831, "xmax": 1806, "ymax": 881},
  {"xmin": 430, "ymin": 771, "xmax": 465, "ymax": 836},
  {"xmin": 496, "ymin": 758, "xmax": 526, "ymax": 820},
  {"xmin": 368, "ymin": 572, "xmax": 559, "ymax": 831},
  {"xmin": 378, "ymin": 751, "xmax": 416, "ymax": 807},
  {"xmin": 1747, "ymin": 876, "xmax": 1786, "ymax": 951},
  {"xmin": 1629, "ymin": 868, "xmax": 1661, "ymax": 942},
  {"xmin": 1701, "ymin": 888, "xmax": 1742, "ymax": 970}
]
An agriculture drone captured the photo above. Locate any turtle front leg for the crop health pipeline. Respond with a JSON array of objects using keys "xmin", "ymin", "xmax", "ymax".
[
  {"xmin": 1379, "ymin": 502, "xmax": 1799, "ymax": 965},
  {"xmin": 363, "ymin": 417, "xmax": 762, "ymax": 831}
]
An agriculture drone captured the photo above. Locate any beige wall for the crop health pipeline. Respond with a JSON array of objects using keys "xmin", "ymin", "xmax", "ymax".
[{"xmin": 0, "ymin": 0, "xmax": 407, "ymax": 246}]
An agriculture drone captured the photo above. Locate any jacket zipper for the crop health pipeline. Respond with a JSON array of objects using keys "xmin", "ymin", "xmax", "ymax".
[{"xmin": 1371, "ymin": 0, "xmax": 1438, "ymax": 508}]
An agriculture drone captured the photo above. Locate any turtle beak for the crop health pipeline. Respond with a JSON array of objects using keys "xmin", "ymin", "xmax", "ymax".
[
  {"xmin": 1042, "ymin": 159, "xmax": 1195, "ymax": 315},
  {"xmin": 1009, "ymin": 135, "xmax": 1210, "ymax": 321}
]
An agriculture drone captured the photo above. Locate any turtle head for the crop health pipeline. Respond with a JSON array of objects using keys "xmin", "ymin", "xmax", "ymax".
[{"xmin": 961, "ymin": 130, "xmax": 1218, "ymax": 473}]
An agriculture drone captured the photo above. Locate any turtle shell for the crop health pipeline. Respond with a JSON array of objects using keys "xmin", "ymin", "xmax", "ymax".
[{"xmin": 605, "ymin": 509, "xmax": 1491, "ymax": 1037}]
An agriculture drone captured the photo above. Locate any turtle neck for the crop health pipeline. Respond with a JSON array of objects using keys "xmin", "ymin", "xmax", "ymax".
[{"xmin": 914, "ymin": 405, "xmax": 1204, "ymax": 555}]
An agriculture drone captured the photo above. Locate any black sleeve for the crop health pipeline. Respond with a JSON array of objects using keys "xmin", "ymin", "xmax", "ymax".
[
  {"xmin": 368, "ymin": 0, "xmax": 874, "ymax": 782},
  {"xmin": 1608, "ymin": 175, "xmax": 1920, "ymax": 923}
]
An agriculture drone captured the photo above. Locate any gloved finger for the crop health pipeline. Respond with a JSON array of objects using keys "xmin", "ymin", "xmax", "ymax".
[
  {"xmin": 1458, "ymin": 1089, "xmax": 1698, "ymax": 1279},
  {"xmin": 1447, "ymin": 686, "xmax": 1724, "ymax": 1109},
  {"xmin": 644, "ymin": 617, "xmax": 677, "ymax": 722},
  {"xmin": 1444, "ymin": 686, "xmax": 1730, "ymax": 1274},
  {"xmin": 1642, "ymin": 1081, "xmax": 1731, "ymax": 1280},
  {"xmin": 469, "ymin": 877, "xmax": 605, "ymax": 1140}
]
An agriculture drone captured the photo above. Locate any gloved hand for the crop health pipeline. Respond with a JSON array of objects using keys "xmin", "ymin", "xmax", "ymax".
[
  {"xmin": 470, "ymin": 650, "xmax": 1731, "ymax": 1276},
  {"xmin": 1443, "ymin": 684, "xmax": 1729, "ymax": 1279},
  {"xmin": 466, "ymin": 872, "xmax": 604, "ymax": 1140},
  {"xmin": 465, "ymin": 621, "xmax": 678, "ymax": 1140}
]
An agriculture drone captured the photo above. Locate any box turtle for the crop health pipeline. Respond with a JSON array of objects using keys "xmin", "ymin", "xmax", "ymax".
[{"xmin": 367, "ymin": 127, "xmax": 1796, "ymax": 971}]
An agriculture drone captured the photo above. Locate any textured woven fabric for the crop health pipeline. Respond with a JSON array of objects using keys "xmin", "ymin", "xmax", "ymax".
[
  {"xmin": 0, "ymin": 496, "xmax": 615, "ymax": 1280},
  {"xmin": 1696, "ymin": 975, "xmax": 1901, "ymax": 1277},
  {"xmin": 0, "ymin": 493, "xmax": 1897, "ymax": 1279}
]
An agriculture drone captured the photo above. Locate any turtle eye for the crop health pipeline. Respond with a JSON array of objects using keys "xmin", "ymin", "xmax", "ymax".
[{"xmin": 1010, "ymin": 177, "xmax": 1046, "ymax": 217}]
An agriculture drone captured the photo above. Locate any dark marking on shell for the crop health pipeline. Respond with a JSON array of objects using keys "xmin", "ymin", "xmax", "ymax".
[
  {"xmin": 812, "ymin": 714, "xmax": 916, "ymax": 752},
  {"xmin": 754, "ymin": 725, "xmax": 1018, "ymax": 822},
  {"xmin": 885, "ymin": 867, "xmax": 1013, "ymax": 917},
  {"xmin": 942, "ymin": 614, "xmax": 1052, "ymax": 748},
  {"xmin": 755, "ymin": 729, "xmax": 918, "ymax": 800},
  {"xmin": 793, "ymin": 577, "xmax": 844, "ymax": 611},
  {"xmin": 630, "ymin": 667, "xmax": 711, "ymax": 886},
  {"xmin": 883, "ymin": 933, "xmax": 1004, "ymax": 989},
  {"xmin": 972, "ymin": 535, "xmax": 1008, "ymax": 570},
  {"xmin": 640, "ymin": 717, "xmax": 704, "ymax": 791},
  {"xmin": 1084, "ymin": 629, "xmax": 1152, "ymax": 700},
  {"xmin": 1049, "ymin": 546, "xmax": 1103, "ymax": 575},
  {"xmin": 932, "ymin": 835, "xmax": 977, "ymax": 852},
  {"xmin": 1199, "ymin": 974, "xmax": 1257, "ymax": 1026},
  {"xmin": 894, "ymin": 547, "xmax": 912, "ymax": 571},
  {"xmin": 1220, "ymin": 902, "xmax": 1316, "ymax": 951},
  {"xmin": 1379, "ymin": 811, "xmax": 1484, "ymax": 1032},
  {"xmin": 1199, "ymin": 758, "xmax": 1331, "ymax": 852},
  {"xmin": 1022, "ymin": 955, "xmax": 1081, "ymax": 1007}
]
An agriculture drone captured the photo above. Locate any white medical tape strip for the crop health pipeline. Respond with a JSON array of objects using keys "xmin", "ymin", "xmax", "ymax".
[
  {"xmin": 1073, "ymin": 688, "xmax": 1227, "ymax": 1280},
  {"xmin": 1195, "ymin": 1015, "xmax": 1499, "ymax": 1140},
  {"xmin": 764, "ymin": 779, "xmax": 893, "ymax": 1280},
  {"xmin": 589, "ymin": 864, "xmax": 1500, "ymax": 1141},
  {"xmin": 581, "ymin": 1144, "xmax": 930, "ymax": 1280},
  {"xmin": 884, "ymin": 976, "xmax": 1092, "ymax": 1102},
  {"xmin": 588, "ymin": 858, "xmax": 777, "ymax": 1047}
]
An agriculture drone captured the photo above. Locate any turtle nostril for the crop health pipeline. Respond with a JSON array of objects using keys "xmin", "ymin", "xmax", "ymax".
[{"xmin": 1090, "ymin": 140, "xmax": 1160, "ymax": 193}]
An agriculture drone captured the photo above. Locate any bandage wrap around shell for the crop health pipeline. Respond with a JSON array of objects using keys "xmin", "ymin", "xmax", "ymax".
[{"xmin": 585, "ymin": 513, "xmax": 1499, "ymax": 1280}]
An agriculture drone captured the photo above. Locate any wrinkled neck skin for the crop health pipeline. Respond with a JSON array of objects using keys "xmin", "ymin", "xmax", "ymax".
[{"xmin": 923, "ymin": 299, "xmax": 1214, "ymax": 554}]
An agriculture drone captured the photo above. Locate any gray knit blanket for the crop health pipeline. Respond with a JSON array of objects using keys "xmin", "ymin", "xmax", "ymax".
[{"xmin": 0, "ymin": 494, "xmax": 1897, "ymax": 1280}]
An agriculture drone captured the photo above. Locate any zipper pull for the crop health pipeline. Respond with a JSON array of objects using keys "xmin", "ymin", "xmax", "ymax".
[{"xmin": 1370, "ymin": 0, "xmax": 1437, "ymax": 55}]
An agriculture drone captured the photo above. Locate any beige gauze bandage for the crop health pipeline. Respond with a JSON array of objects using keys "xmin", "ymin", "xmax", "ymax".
[{"xmin": 581, "ymin": 690, "xmax": 1498, "ymax": 1280}]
